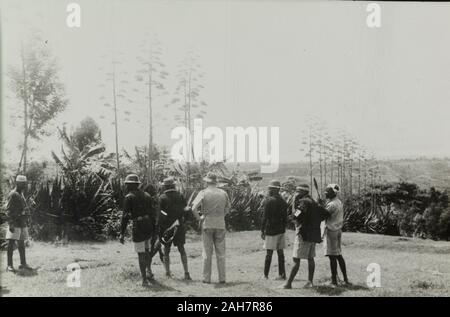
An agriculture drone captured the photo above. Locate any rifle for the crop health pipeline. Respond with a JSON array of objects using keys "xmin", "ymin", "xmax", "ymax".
[
  {"xmin": 313, "ymin": 178, "xmax": 328, "ymax": 241},
  {"xmin": 313, "ymin": 177, "xmax": 321, "ymax": 201}
]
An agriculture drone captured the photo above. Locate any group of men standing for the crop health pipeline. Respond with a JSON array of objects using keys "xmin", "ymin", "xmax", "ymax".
[
  {"xmin": 260, "ymin": 180, "xmax": 350, "ymax": 289},
  {"xmin": 4, "ymin": 172, "xmax": 349, "ymax": 290},
  {"xmin": 119, "ymin": 172, "xmax": 230, "ymax": 286}
]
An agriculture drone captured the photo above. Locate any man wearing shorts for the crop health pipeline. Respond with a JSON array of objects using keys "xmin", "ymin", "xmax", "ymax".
[
  {"xmin": 119, "ymin": 174, "xmax": 156, "ymax": 287},
  {"xmin": 283, "ymin": 184, "xmax": 328, "ymax": 289},
  {"xmin": 261, "ymin": 180, "xmax": 288, "ymax": 280},
  {"xmin": 324, "ymin": 184, "xmax": 350, "ymax": 287},
  {"xmin": 158, "ymin": 177, "xmax": 192, "ymax": 280},
  {"xmin": 5, "ymin": 175, "xmax": 33, "ymax": 273}
]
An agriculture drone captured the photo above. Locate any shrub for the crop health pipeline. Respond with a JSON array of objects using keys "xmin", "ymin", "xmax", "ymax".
[{"xmin": 438, "ymin": 208, "xmax": 450, "ymax": 240}]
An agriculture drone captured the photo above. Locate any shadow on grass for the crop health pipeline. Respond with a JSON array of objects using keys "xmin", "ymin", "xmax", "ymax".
[
  {"xmin": 16, "ymin": 267, "xmax": 39, "ymax": 277},
  {"xmin": 146, "ymin": 280, "xmax": 179, "ymax": 292},
  {"xmin": 213, "ymin": 281, "xmax": 250, "ymax": 289},
  {"xmin": 410, "ymin": 280, "xmax": 443, "ymax": 290},
  {"xmin": 314, "ymin": 283, "xmax": 370, "ymax": 296},
  {"xmin": 0, "ymin": 286, "xmax": 10, "ymax": 295}
]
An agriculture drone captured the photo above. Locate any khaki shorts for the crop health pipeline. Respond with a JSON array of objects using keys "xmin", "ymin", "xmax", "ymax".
[
  {"xmin": 325, "ymin": 229, "xmax": 342, "ymax": 256},
  {"xmin": 5, "ymin": 226, "xmax": 29, "ymax": 241},
  {"xmin": 263, "ymin": 233, "xmax": 286, "ymax": 250},
  {"xmin": 134, "ymin": 238, "xmax": 152, "ymax": 253},
  {"xmin": 293, "ymin": 234, "xmax": 316, "ymax": 259}
]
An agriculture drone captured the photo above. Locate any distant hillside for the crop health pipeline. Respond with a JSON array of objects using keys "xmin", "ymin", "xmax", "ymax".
[
  {"xmin": 232, "ymin": 158, "xmax": 450, "ymax": 191},
  {"xmin": 3, "ymin": 158, "xmax": 449, "ymax": 191}
]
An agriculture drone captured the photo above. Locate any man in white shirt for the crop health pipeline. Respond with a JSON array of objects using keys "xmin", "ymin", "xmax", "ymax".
[
  {"xmin": 191, "ymin": 172, "xmax": 231, "ymax": 284},
  {"xmin": 324, "ymin": 184, "xmax": 350, "ymax": 287}
]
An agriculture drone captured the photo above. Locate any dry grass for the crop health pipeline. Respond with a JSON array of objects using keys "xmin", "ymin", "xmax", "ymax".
[{"xmin": 1, "ymin": 231, "xmax": 450, "ymax": 297}]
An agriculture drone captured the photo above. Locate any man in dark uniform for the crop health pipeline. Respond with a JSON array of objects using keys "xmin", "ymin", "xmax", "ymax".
[
  {"xmin": 283, "ymin": 184, "xmax": 328, "ymax": 289},
  {"xmin": 261, "ymin": 180, "xmax": 288, "ymax": 280},
  {"xmin": 119, "ymin": 174, "xmax": 156, "ymax": 287},
  {"xmin": 144, "ymin": 184, "xmax": 164, "ymax": 263},
  {"xmin": 5, "ymin": 175, "xmax": 33, "ymax": 273},
  {"xmin": 158, "ymin": 177, "xmax": 192, "ymax": 280}
]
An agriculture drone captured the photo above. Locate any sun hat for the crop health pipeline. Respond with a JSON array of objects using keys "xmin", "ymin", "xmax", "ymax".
[
  {"xmin": 268, "ymin": 180, "xmax": 282, "ymax": 189},
  {"xmin": 124, "ymin": 174, "xmax": 141, "ymax": 184},
  {"xmin": 203, "ymin": 172, "xmax": 217, "ymax": 184},
  {"xmin": 326, "ymin": 183, "xmax": 340, "ymax": 194},
  {"xmin": 16, "ymin": 175, "xmax": 27, "ymax": 183},
  {"xmin": 163, "ymin": 177, "xmax": 175, "ymax": 186},
  {"xmin": 296, "ymin": 183, "xmax": 310, "ymax": 192}
]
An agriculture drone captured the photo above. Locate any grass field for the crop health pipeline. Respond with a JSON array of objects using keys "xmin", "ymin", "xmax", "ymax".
[{"xmin": 1, "ymin": 230, "xmax": 450, "ymax": 297}]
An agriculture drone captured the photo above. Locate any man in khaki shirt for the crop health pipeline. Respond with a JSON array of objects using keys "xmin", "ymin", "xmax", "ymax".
[{"xmin": 191, "ymin": 172, "xmax": 231, "ymax": 284}]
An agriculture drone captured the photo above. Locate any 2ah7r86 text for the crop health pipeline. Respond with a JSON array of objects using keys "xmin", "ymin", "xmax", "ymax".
[{"xmin": 221, "ymin": 301, "xmax": 273, "ymax": 312}]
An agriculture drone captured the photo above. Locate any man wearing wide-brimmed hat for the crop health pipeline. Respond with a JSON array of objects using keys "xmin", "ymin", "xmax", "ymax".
[
  {"xmin": 158, "ymin": 177, "xmax": 192, "ymax": 280},
  {"xmin": 191, "ymin": 172, "xmax": 231, "ymax": 284},
  {"xmin": 5, "ymin": 175, "xmax": 33, "ymax": 273},
  {"xmin": 260, "ymin": 180, "xmax": 288, "ymax": 280},
  {"xmin": 283, "ymin": 183, "xmax": 328, "ymax": 289},
  {"xmin": 119, "ymin": 174, "xmax": 156, "ymax": 287}
]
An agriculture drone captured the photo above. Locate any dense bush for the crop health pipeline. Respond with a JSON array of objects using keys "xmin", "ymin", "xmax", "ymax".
[
  {"xmin": 25, "ymin": 174, "xmax": 121, "ymax": 241},
  {"xmin": 342, "ymin": 182, "xmax": 450, "ymax": 240},
  {"xmin": 225, "ymin": 187, "xmax": 264, "ymax": 231}
]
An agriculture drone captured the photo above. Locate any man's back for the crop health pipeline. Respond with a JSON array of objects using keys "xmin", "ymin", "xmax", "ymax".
[
  {"xmin": 159, "ymin": 190, "xmax": 186, "ymax": 229},
  {"xmin": 325, "ymin": 197, "xmax": 343, "ymax": 231},
  {"xmin": 6, "ymin": 190, "xmax": 27, "ymax": 227},
  {"xmin": 193, "ymin": 187, "xmax": 230, "ymax": 229},
  {"xmin": 262, "ymin": 194, "xmax": 288, "ymax": 236},
  {"xmin": 124, "ymin": 190, "xmax": 153, "ymax": 218},
  {"xmin": 295, "ymin": 195, "xmax": 327, "ymax": 242},
  {"xmin": 123, "ymin": 190, "xmax": 155, "ymax": 242}
]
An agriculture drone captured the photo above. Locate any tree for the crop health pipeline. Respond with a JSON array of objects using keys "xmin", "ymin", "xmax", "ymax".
[
  {"xmin": 97, "ymin": 50, "xmax": 130, "ymax": 172},
  {"xmin": 8, "ymin": 31, "xmax": 68, "ymax": 173},
  {"xmin": 51, "ymin": 125, "xmax": 114, "ymax": 183},
  {"xmin": 170, "ymin": 50, "xmax": 208, "ymax": 163},
  {"xmin": 135, "ymin": 34, "xmax": 169, "ymax": 181},
  {"xmin": 72, "ymin": 117, "xmax": 102, "ymax": 151},
  {"xmin": 298, "ymin": 116, "xmax": 379, "ymax": 201}
]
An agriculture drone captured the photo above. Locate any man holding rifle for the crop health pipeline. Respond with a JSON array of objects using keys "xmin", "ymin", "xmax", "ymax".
[
  {"xmin": 283, "ymin": 184, "xmax": 328, "ymax": 289},
  {"xmin": 158, "ymin": 177, "xmax": 192, "ymax": 280}
]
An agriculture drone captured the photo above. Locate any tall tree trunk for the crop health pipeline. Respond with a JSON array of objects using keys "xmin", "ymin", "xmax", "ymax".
[
  {"xmin": 188, "ymin": 70, "xmax": 194, "ymax": 162},
  {"xmin": 309, "ymin": 129, "xmax": 313, "ymax": 192},
  {"xmin": 319, "ymin": 142, "xmax": 323, "ymax": 192},
  {"xmin": 148, "ymin": 61, "xmax": 153, "ymax": 182},
  {"xmin": 21, "ymin": 42, "xmax": 28, "ymax": 174},
  {"xmin": 349, "ymin": 158, "xmax": 353, "ymax": 196},
  {"xmin": 183, "ymin": 83, "xmax": 190, "ymax": 186},
  {"xmin": 112, "ymin": 62, "xmax": 120, "ymax": 172},
  {"xmin": 358, "ymin": 157, "xmax": 361, "ymax": 196}
]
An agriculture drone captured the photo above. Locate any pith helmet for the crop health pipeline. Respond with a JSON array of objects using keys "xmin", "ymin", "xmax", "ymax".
[
  {"xmin": 268, "ymin": 180, "xmax": 281, "ymax": 189},
  {"xmin": 296, "ymin": 183, "xmax": 310, "ymax": 192},
  {"xmin": 203, "ymin": 172, "xmax": 217, "ymax": 184},
  {"xmin": 16, "ymin": 175, "xmax": 27, "ymax": 183},
  {"xmin": 124, "ymin": 174, "xmax": 141, "ymax": 184}
]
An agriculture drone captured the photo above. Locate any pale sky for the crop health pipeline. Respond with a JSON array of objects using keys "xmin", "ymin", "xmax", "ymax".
[{"xmin": 1, "ymin": 0, "xmax": 450, "ymax": 165}]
